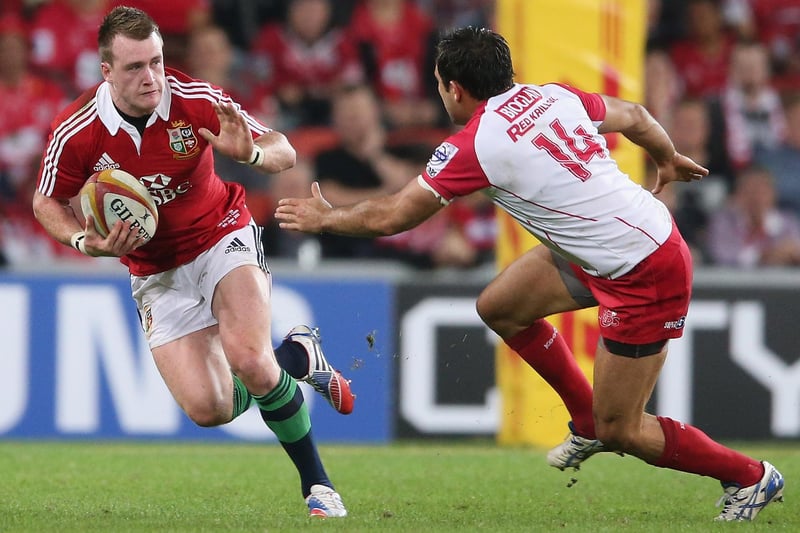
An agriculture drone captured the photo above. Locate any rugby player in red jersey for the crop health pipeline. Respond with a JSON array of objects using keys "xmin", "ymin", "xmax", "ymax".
[{"xmin": 33, "ymin": 6, "xmax": 350, "ymax": 518}]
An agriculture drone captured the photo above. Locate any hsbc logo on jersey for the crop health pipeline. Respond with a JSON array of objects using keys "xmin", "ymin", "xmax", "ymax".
[
  {"xmin": 426, "ymin": 142, "xmax": 459, "ymax": 177},
  {"xmin": 495, "ymin": 86, "xmax": 543, "ymax": 123},
  {"xmin": 140, "ymin": 173, "xmax": 192, "ymax": 206}
]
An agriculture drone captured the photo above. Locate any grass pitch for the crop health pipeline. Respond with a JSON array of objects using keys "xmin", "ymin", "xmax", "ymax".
[{"xmin": 0, "ymin": 440, "xmax": 797, "ymax": 532}]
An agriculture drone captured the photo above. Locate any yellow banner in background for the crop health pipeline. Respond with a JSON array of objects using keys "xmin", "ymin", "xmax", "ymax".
[{"xmin": 495, "ymin": 0, "xmax": 646, "ymax": 446}]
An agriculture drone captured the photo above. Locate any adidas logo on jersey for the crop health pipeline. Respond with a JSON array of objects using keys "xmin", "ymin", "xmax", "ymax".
[
  {"xmin": 224, "ymin": 237, "xmax": 250, "ymax": 254},
  {"xmin": 93, "ymin": 152, "xmax": 121, "ymax": 171}
]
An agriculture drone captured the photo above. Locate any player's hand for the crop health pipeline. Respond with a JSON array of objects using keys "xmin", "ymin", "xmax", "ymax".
[
  {"xmin": 83, "ymin": 215, "xmax": 144, "ymax": 257},
  {"xmin": 275, "ymin": 181, "xmax": 332, "ymax": 234},
  {"xmin": 197, "ymin": 101, "xmax": 253, "ymax": 162},
  {"xmin": 651, "ymin": 152, "xmax": 708, "ymax": 194}
]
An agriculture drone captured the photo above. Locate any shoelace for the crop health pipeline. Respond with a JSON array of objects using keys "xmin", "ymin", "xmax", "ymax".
[{"xmin": 715, "ymin": 486, "xmax": 740, "ymax": 509}]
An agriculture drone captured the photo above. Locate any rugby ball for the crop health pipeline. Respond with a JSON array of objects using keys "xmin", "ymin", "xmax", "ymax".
[{"xmin": 80, "ymin": 169, "xmax": 158, "ymax": 242}]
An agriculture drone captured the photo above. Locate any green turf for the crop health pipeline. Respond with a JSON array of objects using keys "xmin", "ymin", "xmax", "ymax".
[{"xmin": 0, "ymin": 440, "xmax": 796, "ymax": 532}]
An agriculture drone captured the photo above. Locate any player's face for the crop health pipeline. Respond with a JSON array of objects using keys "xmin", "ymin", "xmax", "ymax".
[
  {"xmin": 435, "ymin": 66, "xmax": 468, "ymax": 126},
  {"xmin": 102, "ymin": 33, "xmax": 165, "ymax": 118}
]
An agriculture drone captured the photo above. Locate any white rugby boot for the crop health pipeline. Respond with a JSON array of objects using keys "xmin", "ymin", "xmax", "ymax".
[
  {"xmin": 306, "ymin": 484, "xmax": 347, "ymax": 518},
  {"xmin": 715, "ymin": 461, "xmax": 784, "ymax": 521},
  {"xmin": 547, "ymin": 422, "xmax": 609, "ymax": 471}
]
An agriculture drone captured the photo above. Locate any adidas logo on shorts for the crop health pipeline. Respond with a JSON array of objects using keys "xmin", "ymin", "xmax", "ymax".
[{"xmin": 224, "ymin": 237, "xmax": 250, "ymax": 254}]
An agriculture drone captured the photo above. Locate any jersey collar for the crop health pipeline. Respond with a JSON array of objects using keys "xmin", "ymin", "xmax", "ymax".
[{"xmin": 95, "ymin": 80, "xmax": 172, "ymax": 135}]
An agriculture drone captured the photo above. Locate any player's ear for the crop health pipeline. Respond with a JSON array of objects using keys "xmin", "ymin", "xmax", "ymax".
[
  {"xmin": 101, "ymin": 62, "xmax": 112, "ymax": 82},
  {"xmin": 450, "ymin": 81, "xmax": 464, "ymax": 102}
]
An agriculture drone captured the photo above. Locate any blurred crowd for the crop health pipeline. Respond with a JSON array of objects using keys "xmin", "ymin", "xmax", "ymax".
[
  {"xmin": 648, "ymin": 0, "xmax": 800, "ymax": 268},
  {"xmin": 2, "ymin": 0, "xmax": 800, "ymax": 271}
]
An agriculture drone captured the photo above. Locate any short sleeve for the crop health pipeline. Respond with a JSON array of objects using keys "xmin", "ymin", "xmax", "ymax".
[
  {"xmin": 421, "ymin": 132, "xmax": 491, "ymax": 202},
  {"xmin": 549, "ymin": 83, "xmax": 607, "ymax": 122}
]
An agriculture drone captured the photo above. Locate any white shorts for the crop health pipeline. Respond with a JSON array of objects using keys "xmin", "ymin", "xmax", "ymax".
[{"xmin": 131, "ymin": 223, "xmax": 270, "ymax": 348}]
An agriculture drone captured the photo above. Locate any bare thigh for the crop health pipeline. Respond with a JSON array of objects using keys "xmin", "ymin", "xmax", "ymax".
[
  {"xmin": 150, "ymin": 266, "xmax": 278, "ymax": 425},
  {"xmin": 592, "ymin": 341, "xmax": 668, "ymax": 462},
  {"xmin": 477, "ymin": 245, "xmax": 585, "ymax": 339},
  {"xmin": 212, "ymin": 264, "xmax": 280, "ymax": 396},
  {"xmin": 152, "ymin": 324, "xmax": 233, "ymax": 427}
]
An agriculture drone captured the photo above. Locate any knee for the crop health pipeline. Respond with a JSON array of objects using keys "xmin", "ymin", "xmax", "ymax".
[
  {"xmin": 228, "ymin": 345, "xmax": 268, "ymax": 378},
  {"xmin": 476, "ymin": 291, "xmax": 503, "ymax": 331},
  {"xmin": 184, "ymin": 399, "xmax": 231, "ymax": 427},
  {"xmin": 594, "ymin": 417, "xmax": 638, "ymax": 452},
  {"xmin": 228, "ymin": 351, "xmax": 280, "ymax": 392},
  {"xmin": 229, "ymin": 352, "xmax": 263, "ymax": 380},
  {"xmin": 477, "ymin": 295, "xmax": 546, "ymax": 341}
]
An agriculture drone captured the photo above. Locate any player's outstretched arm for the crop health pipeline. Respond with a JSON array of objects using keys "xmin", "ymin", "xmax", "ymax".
[
  {"xmin": 599, "ymin": 95, "xmax": 708, "ymax": 193},
  {"xmin": 276, "ymin": 178, "xmax": 444, "ymax": 237}
]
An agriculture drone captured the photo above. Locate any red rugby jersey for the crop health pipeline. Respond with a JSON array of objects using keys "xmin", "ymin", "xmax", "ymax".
[{"xmin": 36, "ymin": 67, "xmax": 271, "ymax": 276}]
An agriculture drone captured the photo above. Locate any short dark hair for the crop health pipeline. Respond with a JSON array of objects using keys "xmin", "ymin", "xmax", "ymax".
[
  {"xmin": 98, "ymin": 6, "xmax": 161, "ymax": 64},
  {"xmin": 435, "ymin": 26, "xmax": 515, "ymax": 100}
]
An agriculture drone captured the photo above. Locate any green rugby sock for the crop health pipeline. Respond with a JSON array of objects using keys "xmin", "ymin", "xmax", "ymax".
[
  {"xmin": 254, "ymin": 371, "xmax": 311, "ymax": 443},
  {"xmin": 231, "ymin": 374, "xmax": 252, "ymax": 419},
  {"xmin": 254, "ymin": 370, "xmax": 330, "ymax": 495}
]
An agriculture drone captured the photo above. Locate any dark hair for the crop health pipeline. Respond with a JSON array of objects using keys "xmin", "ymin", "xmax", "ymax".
[
  {"xmin": 435, "ymin": 26, "xmax": 515, "ymax": 100},
  {"xmin": 98, "ymin": 6, "xmax": 161, "ymax": 64}
]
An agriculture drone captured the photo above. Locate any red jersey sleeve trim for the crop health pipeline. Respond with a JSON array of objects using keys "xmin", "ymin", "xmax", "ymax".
[{"xmin": 421, "ymin": 131, "xmax": 490, "ymax": 200}]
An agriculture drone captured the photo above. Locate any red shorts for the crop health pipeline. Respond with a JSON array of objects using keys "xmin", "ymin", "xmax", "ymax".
[{"xmin": 569, "ymin": 224, "xmax": 693, "ymax": 344}]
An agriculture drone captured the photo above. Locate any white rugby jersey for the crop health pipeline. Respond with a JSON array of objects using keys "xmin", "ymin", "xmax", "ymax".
[{"xmin": 420, "ymin": 83, "xmax": 673, "ymax": 279}]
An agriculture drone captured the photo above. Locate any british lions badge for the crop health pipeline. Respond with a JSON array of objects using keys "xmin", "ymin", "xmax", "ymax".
[{"xmin": 167, "ymin": 121, "xmax": 199, "ymax": 159}]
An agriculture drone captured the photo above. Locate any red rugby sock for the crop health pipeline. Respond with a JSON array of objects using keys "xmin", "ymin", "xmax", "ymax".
[
  {"xmin": 655, "ymin": 416, "xmax": 763, "ymax": 486},
  {"xmin": 506, "ymin": 320, "xmax": 595, "ymax": 438}
]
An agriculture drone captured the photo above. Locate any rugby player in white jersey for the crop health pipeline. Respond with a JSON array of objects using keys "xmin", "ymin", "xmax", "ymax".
[
  {"xmin": 32, "ymin": 6, "xmax": 351, "ymax": 518},
  {"xmin": 276, "ymin": 26, "xmax": 784, "ymax": 522}
]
